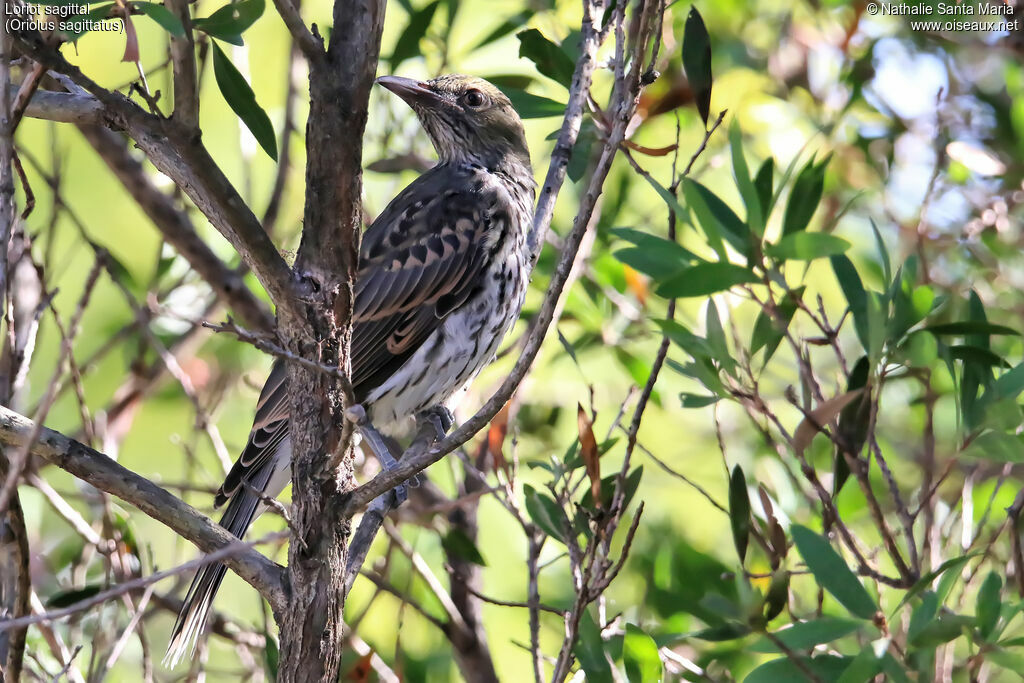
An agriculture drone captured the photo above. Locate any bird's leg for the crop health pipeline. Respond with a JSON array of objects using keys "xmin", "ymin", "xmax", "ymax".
[
  {"xmin": 417, "ymin": 405, "xmax": 454, "ymax": 441},
  {"xmin": 345, "ymin": 404, "xmax": 408, "ymax": 506}
]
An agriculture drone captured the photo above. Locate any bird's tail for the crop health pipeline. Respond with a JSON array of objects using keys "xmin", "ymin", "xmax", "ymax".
[{"xmin": 162, "ymin": 475, "xmax": 268, "ymax": 668}]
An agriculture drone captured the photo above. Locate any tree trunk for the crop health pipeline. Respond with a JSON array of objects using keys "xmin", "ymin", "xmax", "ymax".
[{"xmin": 275, "ymin": 2, "xmax": 386, "ymax": 680}]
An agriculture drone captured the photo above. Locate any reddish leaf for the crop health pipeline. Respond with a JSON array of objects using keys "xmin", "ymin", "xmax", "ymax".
[
  {"xmin": 622, "ymin": 139, "xmax": 678, "ymax": 157},
  {"xmin": 121, "ymin": 13, "xmax": 139, "ymax": 63},
  {"xmin": 577, "ymin": 404, "xmax": 601, "ymax": 507},
  {"xmin": 623, "ymin": 265, "xmax": 649, "ymax": 306},
  {"xmin": 487, "ymin": 401, "xmax": 512, "ymax": 481},
  {"xmin": 793, "ymin": 389, "xmax": 865, "ymax": 455}
]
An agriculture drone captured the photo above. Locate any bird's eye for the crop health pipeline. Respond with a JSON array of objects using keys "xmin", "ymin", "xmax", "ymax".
[{"xmin": 463, "ymin": 89, "xmax": 486, "ymax": 108}]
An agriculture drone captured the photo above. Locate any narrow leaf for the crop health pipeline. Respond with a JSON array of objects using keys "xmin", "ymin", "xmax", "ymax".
[
  {"xmin": 754, "ymin": 157, "xmax": 775, "ymax": 218},
  {"xmin": 767, "ymin": 232, "xmax": 850, "ymax": 261},
  {"xmin": 656, "ymin": 262, "xmax": 759, "ymax": 298},
  {"xmin": 729, "ymin": 121, "xmax": 762, "ymax": 235},
  {"xmin": 133, "ymin": 1, "xmax": 185, "ymax": 36},
  {"xmin": 577, "ymin": 404, "xmax": 601, "ymax": 508},
  {"xmin": 391, "ymin": 0, "xmax": 440, "ymax": 69},
  {"xmin": 681, "ymin": 7, "xmax": 712, "ymax": 126},
  {"xmin": 194, "ymin": 0, "xmax": 265, "ymax": 43},
  {"xmin": 831, "ymin": 255, "xmax": 869, "ymax": 350},
  {"xmin": 501, "ymin": 88, "xmax": 566, "ymax": 119},
  {"xmin": 749, "ymin": 617, "xmax": 861, "ymax": 653},
  {"xmin": 976, "ymin": 572, "xmax": 1002, "ymax": 639},
  {"xmin": 728, "ymin": 465, "xmax": 750, "ymax": 563},
  {"xmin": 623, "ymin": 624, "xmax": 663, "ymax": 683},
  {"xmin": 682, "ymin": 179, "xmax": 750, "ymax": 258},
  {"xmin": 782, "ymin": 156, "xmax": 829, "ymax": 236},
  {"xmin": 517, "ymin": 29, "xmax": 575, "ymax": 87},
  {"xmin": 211, "ymin": 42, "xmax": 277, "ymax": 160},
  {"xmin": 925, "ymin": 321, "xmax": 1020, "ymax": 337},
  {"xmin": 792, "ymin": 525, "xmax": 878, "ymax": 619},
  {"xmin": 794, "ymin": 390, "xmax": 864, "ymax": 455},
  {"xmin": 441, "ymin": 528, "xmax": 487, "ymax": 566}
]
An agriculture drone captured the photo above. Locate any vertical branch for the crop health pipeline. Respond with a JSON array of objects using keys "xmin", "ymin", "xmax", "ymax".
[
  {"xmin": 276, "ymin": 1, "xmax": 385, "ymax": 681},
  {"xmin": 167, "ymin": 0, "xmax": 199, "ymax": 129},
  {"xmin": 0, "ymin": 9, "xmax": 30, "ymax": 679},
  {"xmin": 445, "ymin": 463, "xmax": 499, "ymax": 683}
]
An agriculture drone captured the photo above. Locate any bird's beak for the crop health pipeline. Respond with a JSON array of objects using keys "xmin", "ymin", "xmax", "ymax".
[{"xmin": 376, "ymin": 76, "xmax": 443, "ymax": 107}]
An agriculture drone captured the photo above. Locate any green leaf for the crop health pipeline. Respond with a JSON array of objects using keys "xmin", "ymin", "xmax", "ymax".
[
  {"xmin": 746, "ymin": 656, "xmax": 851, "ymax": 683},
  {"xmin": 870, "ymin": 219, "xmax": 892, "ymax": 286},
  {"xmin": 751, "ymin": 287, "xmax": 803, "ymax": 364},
  {"xmin": 836, "ymin": 638, "xmax": 891, "ymax": 683},
  {"xmin": 909, "ymin": 613, "xmax": 973, "ymax": 647},
  {"xmin": 263, "ymin": 630, "xmax": 279, "ymax": 678},
  {"xmin": 523, "ymin": 485, "xmax": 568, "ymax": 544},
  {"xmin": 749, "ymin": 617, "xmax": 862, "ymax": 653},
  {"xmin": 728, "ymin": 465, "xmax": 750, "ymax": 563},
  {"xmin": 655, "ymin": 320, "xmax": 714, "ymax": 361},
  {"xmin": 767, "ymin": 232, "xmax": 850, "ymax": 261},
  {"xmin": 501, "ymin": 88, "xmax": 566, "ymax": 119},
  {"xmin": 46, "ymin": 584, "xmax": 103, "ymax": 608},
  {"xmin": 705, "ymin": 300, "xmax": 733, "ymax": 373},
  {"xmin": 473, "ymin": 11, "xmax": 531, "ymax": 49},
  {"xmin": 754, "ymin": 157, "xmax": 775, "ymax": 219},
  {"xmin": 623, "ymin": 625, "xmax": 663, "ymax": 683},
  {"xmin": 517, "ymin": 29, "xmax": 575, "ymax": 87},
  {"xmin": 133, "ymin": 2, "xmax": 185, "ymax": 35},
  {"xmin": 441, "ymin": 528, "xmax": 487, "ymax": 566},
  {"xmin": 925, "ymin": 321, "xmax": 1020, "ymax": 337},
  {"xmin": 986, "ymin": 361, "xmax": 1024, "ymax": 402},
  {"xmin": 891, "ymin": 554, "xmax": 979, "ymax": 615},
  {"xmin": 977, "ymin": 571, "xmax": 1002, "ymax": 639},
  {"xmin": 835, "ymin": 356, "xmax": 871, "ymax": 483},
  {"xmin": 656, "ymin": 262, "xmax": 758, "ymax": 298},
  {"xmin": 782, "ymin": 156, "xmax": 829, "ymax": 236},
  {"xmin": 391, "ymin": 0, "xmax": 440, "ymax": 69},
  {"xmin": 681, "ymin": 6, "xmax": 712, "ymax": 126},
  {"xmin": 763, "ymin": 570, "xmax": 790, "ymax": 622},
  {"xmin": 684, "ymin": 623, "xmax": 751, "ymax": 641},
  {"xmin": 682, "ymin": 179, "xmax": 750, "ymax": 259},
  {"xmin": 791, "ymin": 525, "xmax": 877, "ymax": 620},
  {"xmin": 211, "ymin": 42, "xmax": 277, "ymax": 161},
  {"xmin": 831, "ymin": 255, "xmax": 869, "ymax": 350},
  {"xmin": 729, "ymin": 121, "xmax": 762, "ymax": 235},
  {"xmin": 948, "ymin": 345, "xmax": 1009, "ymax": 368},
  {"xmin": 680, "ymin": 393, "xmax": 719, "ymax": 408},
  {"xmin": 987, "ymin": 648, "xmax": 1024, "ymax": 672},
  {"xmin": 574, "ymin": 610, "xmax": 614, "ymax": 683},
  {"xmin": 611, "ymin": 228, "xmax": 695, "ymax": 279},
  {"xmin": 58, "ymin": 3, "xmax": 115, "ymax": 40},
  {"xmin": 580, "ymin": 467, "xmax": 643, "ymax": 512},
  {"xmin": 965, "ymin": 430, "xmax": 1024, "ymax": 463},
  {"xmin": 193, "ymin": 0, "xmax": 265, "ymax": 44},
  {"xmin": 907, "ymin": 591, "xmax": 939, "ymax": 644}
]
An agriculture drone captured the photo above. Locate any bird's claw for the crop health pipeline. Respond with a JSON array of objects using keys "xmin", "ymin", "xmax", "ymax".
[
  {"xmin": 418, "ymin": 405, "xmax": 454, "ymax": 441},
  {"xmin": 350, "ymin": 405, "xmax": 412, "ymax": 506}
]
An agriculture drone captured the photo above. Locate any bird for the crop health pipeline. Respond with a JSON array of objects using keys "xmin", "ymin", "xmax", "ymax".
[{"xmin": 164, "ymin": 74, "xmax": 535, "ymax": 666}]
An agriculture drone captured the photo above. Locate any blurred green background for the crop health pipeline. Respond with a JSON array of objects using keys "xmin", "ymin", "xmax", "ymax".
[{"xmin": 10, "ymin": 0, "xmax": 1024, "ymax": 679}]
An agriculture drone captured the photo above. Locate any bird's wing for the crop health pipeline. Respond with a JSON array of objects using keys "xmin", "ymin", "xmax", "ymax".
[
  {"xmin": 214, "ymin": 359, "xmax": 290, "ymax": 506},
  {"xmin": 214, "ymin": 167, "xmax": 500, "ymax": 506},
  {"xmin": 350, "ymin": 174, "xmax": 497, "ymax": 395}
]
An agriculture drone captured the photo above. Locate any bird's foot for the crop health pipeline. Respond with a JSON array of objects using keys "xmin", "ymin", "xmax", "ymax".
[
  {"xmin": 345, "ymin": 404, "xmax": 409, "ymax": 506},
  {"xmin": 417, "ymin": 405, "xmax": 454, "ymax": 442}
]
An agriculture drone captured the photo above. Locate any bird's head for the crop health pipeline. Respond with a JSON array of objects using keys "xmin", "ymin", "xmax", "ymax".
[{"xmin": 377, "ymin": 74, "xmax": 531, "ymax": 175}]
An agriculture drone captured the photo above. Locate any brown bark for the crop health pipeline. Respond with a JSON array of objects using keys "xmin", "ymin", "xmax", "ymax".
[{"xmin": 274, "ymin": 1, "xmax": 386, "ymax": 681}]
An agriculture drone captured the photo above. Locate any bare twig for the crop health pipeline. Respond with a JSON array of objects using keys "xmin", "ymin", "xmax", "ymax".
[
  {"xmin": 271, "ymin": 0, "xmax": 324, "ymax": 62},
  {"xmin": 0, "ymin": 529, "xmax": 288, "ymax": 633},
  {"xmin": 0, "ymin": 405, "xmax": 288, "ymax": 611}
]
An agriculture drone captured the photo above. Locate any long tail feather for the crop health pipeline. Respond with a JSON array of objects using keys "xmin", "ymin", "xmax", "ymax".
[{"xmin": 163, "ymin": 464, "xmax": 274, "ymax": 668}]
